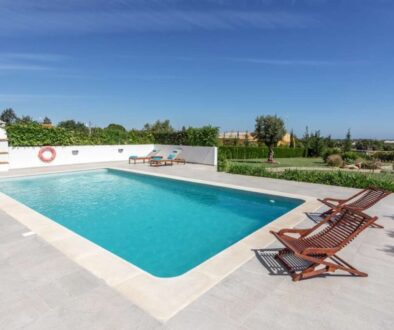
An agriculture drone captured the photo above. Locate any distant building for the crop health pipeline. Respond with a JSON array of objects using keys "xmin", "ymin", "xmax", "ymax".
[
  {"xmin": 384, "ymin": 140, "xmax": 394, "ymax": 144},
  {"xmin": 219, "ymin": 131, "xmax": 255, "ymax": 141},
  {"xmin": 219, "ymin": 131, "xmax": 291, "ymax": 146},
  {"xmin": 277, "ymin": 133, "xmax": 291, "ymax": 147}
]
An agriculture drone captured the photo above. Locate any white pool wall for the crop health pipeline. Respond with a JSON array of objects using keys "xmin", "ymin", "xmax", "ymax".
[
  {"xmin": 154, "ymin": 144, "xmax": 217, "ymax": 166},
  {"xmin": 9, "ymin": 144, "xmax": 217, "ymax": 169}
]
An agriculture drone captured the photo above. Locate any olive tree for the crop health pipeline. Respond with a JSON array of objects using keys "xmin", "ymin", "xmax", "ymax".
[{"xmin": 254, "ymin": 115, "xmax": 286, "ymax": 162}]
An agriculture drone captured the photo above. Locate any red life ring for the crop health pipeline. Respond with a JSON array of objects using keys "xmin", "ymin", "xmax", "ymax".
[{"xmin": 38, "ymin": 146, "xmax": 56, "ymax": 163}]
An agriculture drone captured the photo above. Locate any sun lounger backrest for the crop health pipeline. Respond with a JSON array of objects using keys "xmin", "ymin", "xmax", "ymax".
[
  {"xmin": 166, "ymin": 148, "xmax": 182, "ymax": 160},
  {"xmin": 147, "ymin": 149, "xmax": 159, "ymax": 157},
  {"xmin": 347, "ymin": 188, "xmax": 390, "ymax": 210},
  {"xmin": 308, "ymin": 209, "xmax": 375, "ymax": 250}
]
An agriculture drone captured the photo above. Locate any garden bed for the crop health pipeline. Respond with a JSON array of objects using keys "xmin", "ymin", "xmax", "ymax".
[{"xmin": 224, "ymin": 162, "xmax": 394, "ymax": 192}]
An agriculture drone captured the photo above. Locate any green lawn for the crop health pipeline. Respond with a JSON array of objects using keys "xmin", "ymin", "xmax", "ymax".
[{"xmin": 230, "ymin": 157, "xmax": 327, "ymax": 168}]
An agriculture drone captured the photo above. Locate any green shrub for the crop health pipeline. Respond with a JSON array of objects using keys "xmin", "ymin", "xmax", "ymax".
[
  {"xmin": 326, "ymin": 154, "xmax": 343, "ymax": 167},
  {"xmin": 322, "ymin": 147, "xmax": 342, "ymax": 162},
  {"xmin": 225, "ymin": 163, "xmax": 394, "ymax": 192},
  {"xmin": 226, "ymin": 163, "xmax": 270, "ymax": 176},
  {"xmin": 184, "ymin": 126, "xmax": 219, "ymax": 146},
  {"xmin": 217, "ymin": 153, "xmax": 229, "ymax": 172},
  {"xmin": 218, "ymin": 146, "xmax": 304, "ymax": 160},
  {"xmin": 342, "ymin": 151, "xmax": 361, "ymax": 164},
  {"xmin": 360, "ymin": 160, "xmax": 381, "ymax": 170}
]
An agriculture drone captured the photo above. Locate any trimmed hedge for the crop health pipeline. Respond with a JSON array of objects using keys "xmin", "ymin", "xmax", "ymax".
[
  {"xmin": 372, "ymin": 151, "xmax": 394, "ymax": 162},
  {"xmin": 6, "ymin": 123, "xmax": 218, "ymax": 147},
  {"xmin": 218, "ymin": 146, "xmax": 305, "ymax": 159},
  {"xmin": 6, "ymin": 124, "xmax": 76, "ymax": 146},
  {"xmin": 153, "ymin": 126, "xmax": 219, "ymax": 146},
  {"xmin": 225, "ymin": 163, "xmax": 394, "ymax": 192}
]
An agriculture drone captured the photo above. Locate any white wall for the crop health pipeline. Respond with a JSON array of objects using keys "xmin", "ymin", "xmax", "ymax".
[
  {"xmin": 9, "ymin": 144, "xmax": 154, "ymax": 169},
  {"xmin": 8, "ymin": 144, "xmax": 217, "ymax": 169},
  {"xmin": 155, "ymin": 145, "xmax": 217, "ymax": 166}
]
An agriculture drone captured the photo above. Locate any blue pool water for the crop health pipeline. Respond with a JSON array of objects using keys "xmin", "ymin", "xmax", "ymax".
[{"xmin": 0, "ymin": 169, "xmax": 303, "ymax": 277}]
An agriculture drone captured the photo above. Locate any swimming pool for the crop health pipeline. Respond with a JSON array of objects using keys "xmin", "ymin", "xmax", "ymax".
[{"xmin": 0, "ymin": 169, "xmax": 303, "ymax": 277}]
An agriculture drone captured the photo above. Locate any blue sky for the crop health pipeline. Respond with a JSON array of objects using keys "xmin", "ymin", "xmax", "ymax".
[{"xmin": 0, "ymin": 0, "xmax": 393, "ymax": 138}]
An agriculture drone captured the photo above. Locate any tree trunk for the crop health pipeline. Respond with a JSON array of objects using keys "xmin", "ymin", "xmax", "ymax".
[{"xmin": 268, "ymin": 146, "xmax": 274, "ymax": 163}]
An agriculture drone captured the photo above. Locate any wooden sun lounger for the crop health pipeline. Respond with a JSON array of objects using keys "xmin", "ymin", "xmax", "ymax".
[
  {"xmin": 129, "ymin": 150, "xmax": 161, "ymax": 164},
  {"xmin": 271, "ymin": 209, "xmax": 378, "ymax": 281},
  {"xmin": 149, "ymin": 158, "xmax": 186, "ymax": 167},
  {"xmin": 129, "ymin": 156, "xmax": 161, "ymax": 164},
  {"xmin": 149, "ymin": 149, "xmax": 186, "ymax": 167},
  {"xmin": 318, "ymin": 187, "xmax": 390, "ymax": 228},
  {"xmin": 169, "ymin": 158, "xmax": 186, "ymax": 165},
  {"xmin": 149, "ymin": 158, "xmax": 174, "ymax": 167}
]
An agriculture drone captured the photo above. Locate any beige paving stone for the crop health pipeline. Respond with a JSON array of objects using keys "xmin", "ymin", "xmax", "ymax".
[
  {"xmin": 115, "ymin": 271, "xmax": 218, "ymax": 321},
  {"xmin": 50, "ymin": 235, "xmax": 99, "ymax": 260},
  {"xmin": 77, "ymin": 249, "xmax": 141, "ymax": 286}
]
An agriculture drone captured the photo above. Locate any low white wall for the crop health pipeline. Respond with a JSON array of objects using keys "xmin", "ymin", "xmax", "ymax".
[
  {"xmin": 8, "ymin": 144, "xmax": 217, "ymax": 169},
  {"xmin": 9, "ymin": 144, "xmax": 154, "ymax": 169},
  {"xmin": 155, "ymin": 145, "xmax": 217, "ymax": 166}
]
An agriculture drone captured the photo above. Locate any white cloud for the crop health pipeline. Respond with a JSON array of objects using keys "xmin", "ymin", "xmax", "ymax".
[
  {"xmin": 0, "ymin": 9, "xmax": 318, "ymax": 35},
  {"xmin": 227, "ymin": 57, "xmax": 367, "ymax": 66},
  {"xmin": 0, "ymin": 94, "xmax": 94, "ymax": 102},
  {"xmin": 0, "ymin": 53, "xmax": 66, "ymax": 72},
  {"xmin": 0, "ymin": 53, "xmax": 68, "ymax": 62},
  {"xmin": 0, "ymin": 64, "xmax": 52, "ymax": 71}
]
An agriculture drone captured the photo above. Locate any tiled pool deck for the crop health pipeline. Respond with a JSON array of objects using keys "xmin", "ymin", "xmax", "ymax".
[{"xmin": 1, "ymin": 162, "xmax": 393, "ymax": 329}]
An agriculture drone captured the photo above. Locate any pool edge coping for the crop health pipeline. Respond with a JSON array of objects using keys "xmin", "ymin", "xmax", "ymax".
[{"xmin": 0, "ymin": 166, "xmax": 322, "ymax": 322}]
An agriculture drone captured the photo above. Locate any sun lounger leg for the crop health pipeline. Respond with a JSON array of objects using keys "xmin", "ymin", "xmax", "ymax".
[
  {"xmin": 275, "ymin": 249, "xmax": 368, "ymax": 281},
  {"xmin": 370, "ymin": 223, "xmax": 384, "ymax": 228}
]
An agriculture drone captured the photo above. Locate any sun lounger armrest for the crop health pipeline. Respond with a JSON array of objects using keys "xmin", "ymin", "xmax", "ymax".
[
  {"xmin": 318, "ymin": 197, "xmax": 345, "ymax": 205},
  {"xmin": 301, "ymin": 247, "xmax": 337, "ymax": 255},
  {"xmin": 277, "ymin": 228, "xmax": 311, "ymax": 237},
  {"xmin": 321, "ymin": 197, "xmax": 344, "ymax": 202}
]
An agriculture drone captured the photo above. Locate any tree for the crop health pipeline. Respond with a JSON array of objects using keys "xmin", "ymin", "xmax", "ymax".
[
  {"xmin": 104, "ymin": 123, "xmax": 127, "ymax": 144},
  {"xmin": 144, "ymin": 120, "xmax": 174, "ymax": 134},
  {"xmin": 58, "ymin": 120, "xmax": 89, "ymax": 134},
  {"xmin": 302, "ymin": 126, "xmax": 310, "ymax": 157},
  {"xmin": 106, "ymin": 123, "xmax": 126, "ymax": 132},
  {"xmin": 289, "ymin": 129, "xmax": 296, "ymax": 148},
  {"xmin": 343, "ymin": 129, "xmax": 352, "ymax": 152},
  {"xmin": 309, "ymin": 130, "xmax": 326, "ymax": 157},
  {"xmin": 0, "ymin": 108, "xmax": 18, "ymax": 125},
  {"xmin": 17, "ymin": 115, "xmax": 36, "ymax": 124},
  {"xmin": 254, "ymin": 115, "xmax": 286, "ymax": 162},
  {"xmin": 355, "ymin": 139, "xmax": 383, "ymax": 151},
  {"xmin": 325, "ymin": 134, "xmax": 335, "ymax": 148},
  {"xmin": 43, "ymin": 116, "xmax": 52, "ymax": 125},
  {"xmin": 244, "ymin": 131, "xmax": 250, "ymax": 146}
]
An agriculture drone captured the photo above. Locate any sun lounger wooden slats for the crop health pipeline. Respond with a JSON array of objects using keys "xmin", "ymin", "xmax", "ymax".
[
  {"xmin": 319, "ymin": 187, "xmax": 390, "ymax": 211},
  {"xmin": 149, "ymin": 159, "xmax": 174, "ymax": 167},
  {"xmin": 149, "ymin": 158, "xmax": 186, "ymax": 166},
  {"xmin": 271, "ymin": 209, "xmax": 378, "ymax": 281},
  {"xmin": 318, "ymin": 187, "xmax": 390, "ymax": 228}
]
